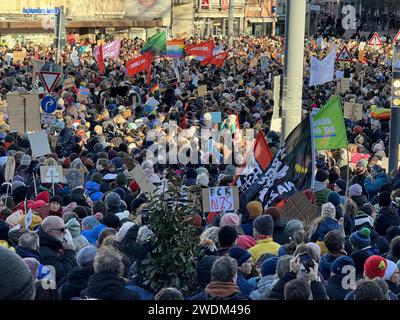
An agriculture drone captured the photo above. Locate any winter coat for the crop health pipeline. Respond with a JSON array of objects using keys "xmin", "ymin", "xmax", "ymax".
[
  {"xmin": 85, "ymin": 181, "xmax": 103, "ymax": 202},
  {"xmin": 364, "ymin": 173, "xmax": 389, "ymax": 202},
  {"xmin": 236, "ymin": 272, "xmax": 256, "ymax": 298},
  {"xmin": 247, "ymin": 238, "xmax": 280, "ymax": 263},
  {"xmin": 319, "ymin": 251, "xmax": 347, "ymax": 281},
  {"xmin": 59, "ymin": 267, "xmax": 95, "ymax": 300},
  {"xmin": 37, "ymin": 226, "xmax": 77, "ymax": 284},
  {"xmin": 315, "ymin": 188, "xmax": 332, "ymax": 208},
  {"xmin": 273, "ymin": 227, "xmax": 292, "ymax": 245},
  {"xmin": 375, "ymin": 206, "xmax": 400, "ymax": 236},
  {"xmin": 81, "ymin": 272, "xmax": 140, "ymax": 300},
  {"xmin": 191, "ymin": 281, "xmax": 248, "ymax": 300},
  {"xmin": 351, "ymin": 195, "xmax": 369, "ymax": 208},
  {"xmin": 326, "ymin": 274, "xmax": 353, "ymax": 300},
  {"xmin": 310, "ymin": 217, "xmax": 341, "ymax": 242},
  {"xmin": 350, "ymin": 246, "xmax": 379, "ymax": 277},
  {"xmin": 249, "ymin": 275, "xmax": 277, "ymax": 300}
]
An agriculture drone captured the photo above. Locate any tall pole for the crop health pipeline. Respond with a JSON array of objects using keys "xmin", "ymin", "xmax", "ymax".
[
  {"xmin": 228, "ymin": 0, "xmax": 234, "ymax": 48},
  {"xmin": 54, "ymin": 6, "xmax": 64, "ymax": 64},
  {"xmin": 281, "ymin": 0, "xmax": 306, "ymax": 140},
  {"xmin": 388, "ymin": 44, "xmax": 400, "ymax": 176}
]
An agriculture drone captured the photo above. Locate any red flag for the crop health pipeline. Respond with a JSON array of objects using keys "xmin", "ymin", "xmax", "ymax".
[
  {"xmin": 201, "ymin": 50, "xmax": 228, "ymax": 67},
  {"xmin": 232, "ymin": 132, "xmax": 273, "ymax": 186},
  {"xmin": 126, "ymin": 51, "xmax": 152, "ymax": 82},
  {"xmin": 185, "ymin": 40, "xmax": 214, "ymax": 58},
  {"xmin": 98, "ymin": 44, "xmax": 105, "ymax": 74}
]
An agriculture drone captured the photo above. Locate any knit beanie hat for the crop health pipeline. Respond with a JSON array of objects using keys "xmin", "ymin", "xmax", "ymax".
[
  {"xmin": 116, "ymin": 172, "xmax": 127, "ymax": 186},
  {"xmin": 66, "ymin": 217, "xmax": 81, "ymax": 238},
  {"xmin": 76, "ymin": 245, "xmax": 97, "ymax": 269},
  {"xmin": 113, "ymin": 187, "xmax": 126, "ymax": 201},
  {"xmin": 0, "ymin": 247, "xmax": 35, "ymax": 300},
  {"xmin": 350, "ymin": 227, "xmax": 371, "ymax": 250},
  {"xmin": 82, "ymin": 215, "xmax": 100, "ymax": 231},
  {"xmin": 327, "ymin": 192, "xmax": 341, "ymax": 207},
  {"xmin": 364, "ymin": 255, "xmax": 387, "ymax": 279},
  {"xmin": 321, "ymin": 202, "xmax": 336, "ymax": 218},
  {"xmin": 335, "ymin": 179, "xmax": 346, "ymax": 191},
  {"xmin": 265, "ymin": 207, "xmax": 285, "ymax": 229},
  {"xmin": 384, "ymin": 260, "xmax": 398, "ymax": 281},
  {"xmin": 115, "ymin": 222, "xmax": 136, "ymax": 242},
  {"xmin": 331, "ymin": 256, "xmax": 355, "ymax": 275},
  {"xmin": 357, "ymin": 159, "xmax": 368, "ymax": 168},
  {"xmin": 246, "ymin": 201, "xmax": 263, "ymax": 219},
  {"xmin": 220, "ymin": 213, "xmax": 240, "ymax": 227},
  {"xmin": 90, "ymin": 172, "xmax": 103, "ymax": 185},
  {"xmin": 303, "ymin": 189, "xmax": 317, "ymax": 205},
  {"xmin": 315, "ymin": 169, "xmax": 329, "ymax": 182},
  {"xmin": 228, "ymin": 246, "xmax": 252, "ymax": 266},
  {"xmin": 105, "ymin": 192, "xmax": 122, "ymax": 209},
  {"xmin": 349, "ymin": 184, "xmax": 363, "ymax": 197},
  {"xmin": 328, "ymin": 171, "xmax": 340, "ymax": 184},
  {"xmin": 253, "ymin": 214, "xmax": 274, "ymax": 236},
  {"xmin": 218, "ymin": 226, "xmax": 238, "ymax": 247},
  {"xmin": 102, "ymin": 214, "xmax": 120, "ymax": 229},
  {"xmin": 21, "ymin": 154, "xmax": 31, "ymax": 166},
  {"xmin": 378, "ymin": 191, "xmax": 391, "ymax": 207},
  {"xmin": 285, "ymin": 219, "xmax": 304, "ymax": 236},
  {"xmin": 261, "ymin": 256, "xmax": 279, "ymax": 277},
  {"xmin": 12, "ymin": 181, "xmax": 26, "ymax": 192}
]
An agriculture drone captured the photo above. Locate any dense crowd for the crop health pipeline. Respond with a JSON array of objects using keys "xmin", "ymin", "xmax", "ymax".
[{"xmin": 0, "ymin": 32, "xmax": 400, "ymax": 300}]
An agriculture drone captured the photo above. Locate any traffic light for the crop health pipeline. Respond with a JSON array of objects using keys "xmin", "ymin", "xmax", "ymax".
[{"xmin": 393, "ymin": 71, "xmax": 400, "ymax": 107}]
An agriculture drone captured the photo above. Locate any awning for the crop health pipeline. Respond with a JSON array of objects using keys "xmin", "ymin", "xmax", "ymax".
[{"xmin": 247, "ymin": 17, "xmax": 277, "ymax": 23}]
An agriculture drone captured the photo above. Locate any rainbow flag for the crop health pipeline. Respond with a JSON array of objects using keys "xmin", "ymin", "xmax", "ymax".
[
  {"xmin": 166, "ymin": 39, "xmax": 185, "ymax": 58},
  {"xmin": 150, "ymin": 83, "xmax": 160, "ymax": 94}
]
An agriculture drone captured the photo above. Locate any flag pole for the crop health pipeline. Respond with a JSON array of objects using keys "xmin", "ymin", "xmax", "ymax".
[
  {"xmin": 310, "ymin": 112, "xmax": 316, "ymax": 191},
  {"xmin": 345, "ymin": 144, "xmax": 350, "ymax": 198}
]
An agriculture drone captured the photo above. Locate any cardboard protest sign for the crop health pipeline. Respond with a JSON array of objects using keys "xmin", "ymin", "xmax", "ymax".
[
  {"xmin": 198, "ymin": 85, "xmax": 207, "ymax": 97},
  {"xmin": 63, "ymin": 169, "xmax": 86, "ymax": 190},
  {"xmin": 260, "ymin": 56, "xmax": 269, "ymax": 71},
  {"xmin": 344, "ymin": 102, "xmax": 363, "ymax": 121},
  {"xmin": 40, "ymin": 166, "xmax": 64, "ymax": 183},
  {"xmin": 202, "ymin": 186, "xmax": 239, "ymax": 213},
  {"xmin": 210, "ymin": 112, "xmax": 222, "ymax": 124},
  {"xmin": 28, "ymin": 130, "xmax": 51, "ymax": 157},
  {"xmin": 12, "ymin": 51, "xmax": 26, "ymax": 64},
  {"xmin": 6, "ymin": 93, "xmax": 41, "ymax": 133},
  {"xmin": 337, "ymin": 78, "xmax": 350, "ymax": 93},
  {"xmin": 279, "ymin": 192, "xmax": 318, "ymax": 228},
  {"xmin": 41, "ymin": 114, "xmax": 57, "ymax": 125},
  {"xmin": 4, "ymin": 156, "xmax": 15, "ymax": 182},
  {"xmin": 130, "ymin": 163, "xmax": 156, "ymax": 195}
]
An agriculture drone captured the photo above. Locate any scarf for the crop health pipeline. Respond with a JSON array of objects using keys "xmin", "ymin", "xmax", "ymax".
[
  {"xmin": 313, "ymin": 181, "xmax": 327, "ymax": 193},
  {"xmin": 205, "ymin": 281, "xmax": 240, "ymax": 298}
]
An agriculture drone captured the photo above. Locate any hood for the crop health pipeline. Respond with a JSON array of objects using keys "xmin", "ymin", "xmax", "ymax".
[
  {"xmin": 82, "ymin": 224, "xmax": 107, "ymax": 244},
  {"xmin": 86, "ymin": 272, "xmax": 126, "ymax": 300},
  {"xmin": 66, "ymin": 218, "xmax": 81, "ymax": 238},
  {"xmin": 86, "ymin": 181, "xmax": 101, "ymax": 193},
  {"xmin": 315, "ymin": 217, "xmax": 340, "ymax": 241},
  {"xmin": 37, "ymin": 226, "xmax": 63, "ymax": 250}
]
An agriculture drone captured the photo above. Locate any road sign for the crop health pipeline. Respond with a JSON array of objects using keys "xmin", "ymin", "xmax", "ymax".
[
  {"xmin": 39, "ymin": 63, "xmax": 63, "ymax": 93},
  {"xmin": 368, "ymin": 33, "xmax": 383, "ymax": 47},
  {"xmin": 337, "ymin": 46, "xmax": 352, "ymax": 62},
  {"xmin": 40, "ymin": 95, "xmax": 57, "ymax": 113},
  {"xmin": 394, "ymin": 30, "xmax": 400, "ymax": 43}
]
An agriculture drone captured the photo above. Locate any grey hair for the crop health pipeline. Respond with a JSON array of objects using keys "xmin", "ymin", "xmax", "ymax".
[
  {"xmin": 211, "ymin": 256, "xmax": 238, "ymax": 282},
  {"xmin": 93, "ymin": 246, "xmax": 124, "ymax": 275},
  {"xmin": 200, "ymin": 226, "xmax": 220, "ymax": 247},
  {"xmin": 19, "ymin": 231, "xmax": 39, "ymax": 250},
  {"xmin": 277, "ymin": 255, "xmax": 293, "ymax": 279}
]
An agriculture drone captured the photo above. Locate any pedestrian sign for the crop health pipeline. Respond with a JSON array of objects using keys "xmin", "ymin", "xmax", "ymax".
[
  {"xmin": 336, "ymin": 46, "xmax": 352, "ymax": 62},
  {"xmin": 368, "ymin": 33, "xmax": 383, "ymax": 47}
]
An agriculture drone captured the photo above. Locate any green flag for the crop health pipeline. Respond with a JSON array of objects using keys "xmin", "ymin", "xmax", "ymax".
[
  {"xmin": 141, "ymin": 31, "xmax": 167, "ymax": 55},
  {"xmin": 313, "ymin": 95, "xmax": 348, "ymax": 150}
]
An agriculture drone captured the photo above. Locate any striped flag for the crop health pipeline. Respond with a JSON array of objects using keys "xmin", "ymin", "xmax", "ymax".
[{"xmin": 166, "ymin": 39, "xmax": 185, "ymax": 58}]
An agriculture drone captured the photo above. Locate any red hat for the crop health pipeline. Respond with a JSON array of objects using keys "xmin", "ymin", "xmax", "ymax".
[
  {"xmin": 35, "ymin": 191, "xmax": 50, "ymax": 204},
  {"xmin": 364, "ymin": 255, "xmax": 387, "ymax": 279},
  {"xmin": 129, "ymin": 180, "xmax": 140, "ymax": 193},
  {"xmin": 353, "ymin": 125, "xmax": 363, "ymax": 135},
  {"xmin": 236, "ymin": 235, "xmax": 257, "ymax": 250},
  {"xmin": 303, "ymin": 189, "xmax": 317, "ymax": 206}
]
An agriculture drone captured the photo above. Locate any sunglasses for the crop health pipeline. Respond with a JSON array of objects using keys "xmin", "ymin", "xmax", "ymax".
[{"xmin": 49, "ymin": 227, "xmax": 66, "ymax": 233}]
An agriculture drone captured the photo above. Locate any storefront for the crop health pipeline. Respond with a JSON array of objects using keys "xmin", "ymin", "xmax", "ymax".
[{"xmin": 246, "ymin": 17, "xmax": 277, "ymax": 37}]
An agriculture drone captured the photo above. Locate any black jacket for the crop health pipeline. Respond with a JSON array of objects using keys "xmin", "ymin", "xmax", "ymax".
[
  {"xmin": 80, "ymin": 272, "xmax": 140, "ymax": 300},
  {"xmin": 37, "ymin": 226, "xmax": 77, "ymax": 284},
  {"xmin": 58, "ymin": 267, "xmax": 95, "ymax": 300},
  {"xmin": 273, "ymin": 227, "xmax": 292, "ymax": 245},
  {"xmin": 325, "ymin": 274, "xmax": 352, "ymax": 300},
  {"xmin": 15, "ymin": 245, "xmax": 41, "ymax": 261},
  {"xmin": 375, "ymin": 207, "xmax": 400, "ymax": 236},
  {"xmin": 269, "ymin": 271, "xmax": 328, "ymax": 300},
  {"xmin": 350, "ymin": 247, "xmax": 379, "ymax": 277}
]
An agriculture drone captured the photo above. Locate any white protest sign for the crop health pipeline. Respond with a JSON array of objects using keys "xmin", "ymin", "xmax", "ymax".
[
  {"xmin": 40, "ymin": 166, "xmax": 64, "ymax": 183},
  {"xmin": 28, "ymin": 130, "xmax": 51, "ymax": 157},
  {"xmin": 130, "ymin": 163, "xmax": 156, "ymax": 195},
  {"xmin": 202, "ymin": 186, "xmax": 239, "ymax": 213}
]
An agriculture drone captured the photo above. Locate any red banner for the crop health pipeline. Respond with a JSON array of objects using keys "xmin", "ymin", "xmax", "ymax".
[
  {"xmin": 185, "ymin": 40, "xmax": 214, "ymax": 58},
  {"xmin": 98, "ymin": 44, "xmax": 105, "ymax": 74},
  {"xmin": 126, "ymin": 51, "xmax": 152, "ymax": 84},
  {"xmin": 201, "ymin": 50, "xmax": 228, "ymax": 67}
]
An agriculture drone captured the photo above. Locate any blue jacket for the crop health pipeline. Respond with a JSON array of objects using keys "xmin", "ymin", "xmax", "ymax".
[
  {"xmin": 236, "ymin": 272, "xmax": 256, "ymax": 298},
  {"xmin": 85, "ymin": 181, "xmax": 103, "ymax": 202},
  {"xmin": 364, "ymin": 173, "xmax": 389, "ymax": 201},
  {"xmin": 326, "ymin": 274, "xmax": 353, "ymax": 300},
  {"xmin": 311, "ymin": 217, "xmax": 341, "ymax": 242},
  {"xmin": 319, "ymin": 252, "xmax": 347, "ymax": 281}
]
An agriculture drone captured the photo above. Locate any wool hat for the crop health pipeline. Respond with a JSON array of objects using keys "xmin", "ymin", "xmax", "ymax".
[
  {"xmin": 113, "ymin": 187, "xmax": 126, "ymax": 201},
  {"xmin": 285, "ymin": 219, "xmax": 304, "ymax": 236},
  {"xmin": 321, "ymin": 202, "xmax": 336, "ymax": 218},
  {"xmin": 359, "ymin": 203, "xmax": 373, "ymax": 216},
  {"xmin": 19, "ymin": 214, "xmax": 42, "ymax": 231},
  {"xmin": 105, "ymin": 192, "xmax": 122, "ymax": 209},
  {"xmin": 378, "ymin": 191, "xmax": 391, "ymax": 207},
  {"xmin": 364, "ymin": 255, "xmax": 387, "ymax": 279},
  {"xmin": 315, "ymin": 169, "xmax": 329, "ymax": 182},
  {"xmin": 303, "ymin": 189, "xmax": 317, "ymax": 205},
  {"xmin": 246, "ymin": 201, "xmax": 263, "ymax": 219},
  {"xmin": 228, "ymin": 246, "xmax": 252, "ymax": 267},
  {"xmin": 335, "ymin": 179, "xmax": 346, "ymax": 191},
  {"xmin": 129, "ymin": 180, "xmax": 140, "ymax": 193},
  {"xmin": 21, "ymin": 154, "xmax": 31, "ymax": 166},
  {"xmin": 349, "ymin": 184, "xmax": 363, "ymax": 197},
  {"xmin": 253, "ymin": 214, "xmax": 274, "ymax": 236},
  {"xmin": 111, "ymin": 157, "xmax": 124, "ymax": 169},
  {"xmin": 261, "ymin": 256, "xmax": 279, "ymax": 277},
  {"xmin": 76, "ymin": 245, "xmax": 97, "ymax": 269},
  {"xmin": 90, "ymin": 173, "xmax": 103, "ymax": 185},
  {"xmin": 220, "ymin": 213, "xmax": 240, "ymax": 227},
  {"xmin": 384, "ymin": 260, "xmax": 398, "ymax": 281},
  {"xmin": 82, "ymin": 215, "xmax": 100, "ymax": 231},
  {"xmin": 350, "ymin": 227, "xmax": 371, "ymax": 250},
  {"xmin": 328, "ymin": 171, "xmax": 340, "ymax": 184},
  {"xmin": 331, "ymin": 256, "xmax": 355, "ymax": 275},
  {"xmin": 12, "ymin": 181, "xmax": 26, "ymax": 192},
  {"xmin": 371, "ymin": 164, "xmax": 384, "ymax": 174},
  {"xmin": 0, "ymin": 247, "xmax": 35, "ymax": 300},
  {"xmin": 236, "ymin": 235, "xmax": 257, "ymax": 250},
  {"xmin": 116, "ymin": 172, "xmax": 127, "ymax": 186},
  {"xmin": 357, "ymin": 159, "xmax": 369, "ymax": 168},
  {"xmin": 101, "ymin": 214, "xmax": 120, "ymax": 229},
  {"xmin": 218, "ymin": 226, "xmax": 238, "ymax": 247},
  {"xmin": 327, "ymin": 192, "xmax": 341, "ymax": 207}
]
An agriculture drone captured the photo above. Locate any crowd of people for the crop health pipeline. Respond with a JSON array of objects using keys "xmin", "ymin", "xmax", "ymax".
[{"xmin": 0, "ymin": 31, "xmax": 400, "ymax": 301}]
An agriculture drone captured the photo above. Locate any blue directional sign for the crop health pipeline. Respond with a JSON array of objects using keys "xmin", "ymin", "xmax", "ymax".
[{"xmin": 40, "ymin": 96, "xmax": 57, "ymax": 113}]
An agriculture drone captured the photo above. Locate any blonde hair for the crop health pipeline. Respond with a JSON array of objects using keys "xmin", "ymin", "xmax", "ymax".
[{"xmin": 200, "ymin": 226, "xmax": 220, "ymax": 247}]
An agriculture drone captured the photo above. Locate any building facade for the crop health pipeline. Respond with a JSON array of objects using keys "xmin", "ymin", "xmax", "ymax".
[{"xmin": 244, "ymin": 0, "xmax": 278, "ymax": 36}]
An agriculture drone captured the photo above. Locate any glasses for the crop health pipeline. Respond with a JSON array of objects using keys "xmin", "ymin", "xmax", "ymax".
[{"xmin": 49, "ymin": 227, "xmax": 66, "ymax": 233}]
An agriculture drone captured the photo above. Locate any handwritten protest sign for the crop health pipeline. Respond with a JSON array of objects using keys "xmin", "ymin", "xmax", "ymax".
[
  {"xmin": 344, "ymin": 102, "xmax": 363, "ymax": 121},
  {"xmin": 130, "ymin": 162, "xmax": 155, "ymax": 195},
  {"xmin": 63, "ymin": 169, "xmax": 86, "ymax": 190},
  {"xmin": 7, "ymin": 93, "xmax": 41, "ymax": 133},
  {"xmin": 28, "ymin": 130, "xmax": 51, "ymax": 157},
  {"xmin": 40, "ymin": 166, "xmax": 64, "ymax": 183},
  {"xmin": 279, "ymin": 192, "xmax": 318, "ymax": 229},
  {"xmin": 198, "ymin": 85, "xmax": 207, "ymax": 97},
  {"xmin": 202, "ymin": 186, "xmax": 239, "ymax": 213}
]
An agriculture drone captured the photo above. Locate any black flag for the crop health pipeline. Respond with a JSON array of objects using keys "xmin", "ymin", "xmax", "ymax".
[{"xmin": 239, "ymin": 114, "xmax": 313, "ymax": 210}]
